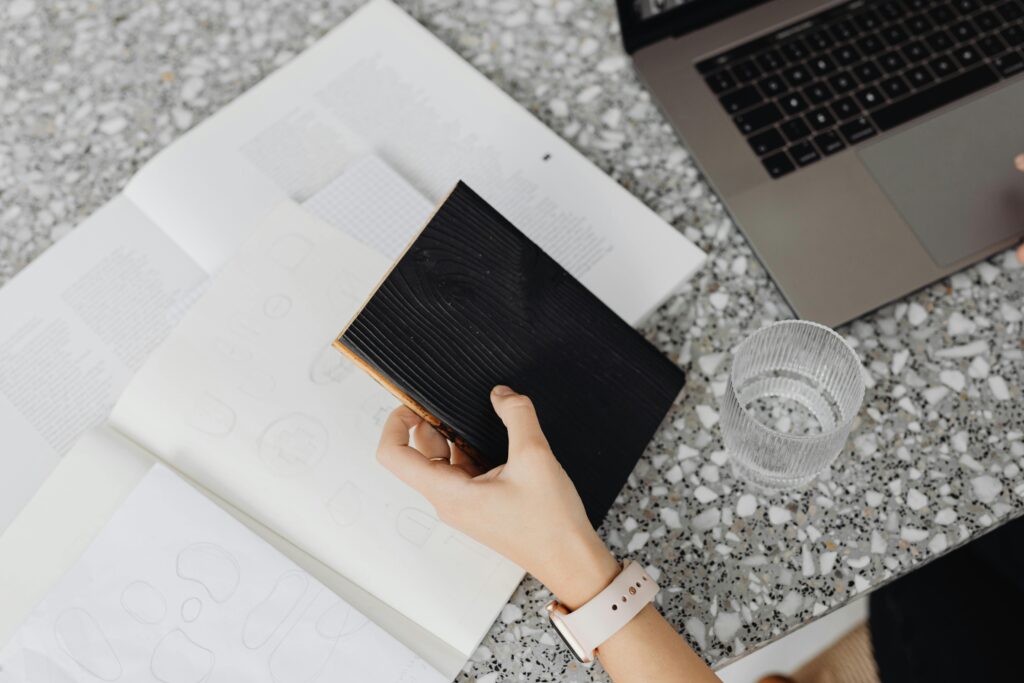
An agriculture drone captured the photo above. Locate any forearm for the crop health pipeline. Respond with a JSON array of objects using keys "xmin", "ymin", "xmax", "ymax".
[{"xmin": 541, "ymin": 532, "xmax": 720, "ymax": 683}]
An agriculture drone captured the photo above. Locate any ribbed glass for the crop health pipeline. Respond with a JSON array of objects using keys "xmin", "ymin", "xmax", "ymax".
[{"xmin": 719, "ymin": 321, "xmax": 865, "ymax": 490}]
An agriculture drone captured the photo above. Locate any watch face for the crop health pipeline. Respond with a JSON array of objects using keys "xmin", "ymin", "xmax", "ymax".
[{"xmin": 548, "ymin": 613, "xmax": 586, "ymax": 663}]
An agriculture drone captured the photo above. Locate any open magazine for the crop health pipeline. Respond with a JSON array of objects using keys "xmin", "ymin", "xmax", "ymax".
[{"xmin": 0, "ymin": 0, "xmax": 705, "ymax": 678}]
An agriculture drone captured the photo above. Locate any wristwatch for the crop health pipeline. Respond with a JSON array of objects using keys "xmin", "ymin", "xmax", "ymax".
[{"xmin": 545, "ymin": 561, "xmax": 659, "ymax": 664}]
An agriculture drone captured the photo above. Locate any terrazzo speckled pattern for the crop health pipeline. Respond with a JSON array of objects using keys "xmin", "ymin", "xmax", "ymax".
[{"xmin": 1, "ymin": 1, "xmax": 1022, "ymax": 681}]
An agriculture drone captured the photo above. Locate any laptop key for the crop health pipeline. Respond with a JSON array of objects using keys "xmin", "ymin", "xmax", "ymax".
[
  {"xmin": 756, "ymin": 49, "xmax": 785, "ymax": 72},
  {"xmin": 781, "ymin": 118, "xmax": 813, "ymax": 142},
  {"xmin": 734, "ymin": 102, "xmax": 783, "ymax": 134},
  {"xmin": 762, "ymin": 151, "xmax": 796, "ymax": 178},
  {"xmin": 814, "ymin": 131, "xmax": 846, "ymax": 155},
  {"xmin": 904, "ymin": 13, "xmax": 932, "ymax": 34},
  {"xmin": 789, "ymin": 141, "xmax": 821, "ymax": 166},
  {"xmin": 720, "ymin": 85, "xmax": 763, "ymax": 113},
  {"xmin": 780, "ymin": 91, "xmax": 810, "ymax": 115},
  {"xmin": 882, "ymin": 25, "xmax": 910, "ymax": 46},
  {"xmin": 804, "ymin": 81, "xmax": 834, "ymax": 104},
  {"xmin": 997, "ymin": 1, "xmax": 1023, "ymax": 21},
  {"xmin": 856, "ymin": 86, "xmax": 886, "ymax": 109},
  {"xmin": 839, "ymin": 116, "xmax": 878, "ymax": 144},
  {"xmin": 993, "ymin": 51, "xmax": 1024, "ymax": 77},
  {"xmin": 748, "ymin": 128, "xmax": 786, "ymax": 156},
  {"xmin": 806, "ymin": 30, "xmax": 834, "ymax": 51},
  {"xmin": 905, "ymin": 65, "xmax": 935, "ymax": 88},
  {"xmin": 811, "ymin": 55, "xmax": 838, "ymax": 76},
  {"xmin": 879, "ymin": 1, "xmax": 905, "ymax": 20},
  {"xmin": 879, "ymin": 51, "xmax": 907, "ymax": 72},
  {"xmin": 706, "ymin": 71, "xmax": 737, "ymax": 94},
  {"xmin": 952, "ymin": 44, "xmax": 982, "ymax": 67},
  {"xmin": 950, "ymin": 21, "xmax": 977, "ymax": 43},
  {"xmin": 783, "ymin": 65, "xmax": 812, "ymax": 87},
  {"xmin": 806, "ymin": 107, "xmax": 837, "ymax": 130},
  {"xmin": 854, "ymin": 61, "xmax": 883, "ymax": 83},
  {"xmin": 926, "ymin": 30, "xmax": 954, "ymax": 52},
  {"xmin": 1002, "ymin": 25, "xmax": 1024, "ymax": 46},
  {"xmin": 833, "ymin": 45, "xmax": 861, "ymax": 66},
  {"xmin": 731, "ymin": 60, "xmax": 762, "ymax": 83},
  {"xmin": 830, "ymin": 20, "xmax": 859, "ymax": 43},
  {"xmin": 881, "ymin": 76, "xmax": 911, "ymax": 99},
  {"xmin": 954, "ymin": 0, "xmax": 980, "ymax": 14},
  {"xmin": 758, "ymin": 74, "xmax": 787, "ymax": 97},
  {"xmin": 929, "ymin": 54, "xmax": 956, "ymax": 76},
  {"xmin": 978, "ymin": 35, "xmax": 1007, "ymax": 57},
  {"xmin": 831, "ymin": 96, "xmax": 861, "ymax": 119},
  {"xmin": 855, "ymin": 10, "xmax": 883, "ymax": 32},
  {"xmin": 829, "ymin": 71, "xmax": 858, "ymax": 93},
  {"xmin": 857, "ymin": 34, "xmax": 885, "ymax": 55},
  {"xmin": 928, "ymin": 5, "xmax": 956, "ymax": 23},
  {"xmin": 974, "ymin": 10, "xmax": 1000, "ymax": 31},
  {"xmin": 901, "ymin": 41, "xmax": 930, "ymax": 63},
  {"xmin": 781, "ymin": 39, "xmax": 809, "ymax": 63},
  {"xmin": 870, "ymin": 64, "xmax": 998, "ymax": 131}
]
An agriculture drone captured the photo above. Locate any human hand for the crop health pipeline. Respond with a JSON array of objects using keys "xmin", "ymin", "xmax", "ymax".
[{"xmin": 376, "ymin": 385, "xmax": 620, "ymax": 609}]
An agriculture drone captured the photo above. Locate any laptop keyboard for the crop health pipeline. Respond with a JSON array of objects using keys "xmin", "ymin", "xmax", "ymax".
[{"xmin": 697, "ymin": 0, "xmax": 1024, "ymax": 179}]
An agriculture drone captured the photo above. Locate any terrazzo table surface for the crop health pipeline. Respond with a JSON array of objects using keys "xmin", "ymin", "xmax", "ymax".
[{"xmin": 2, "ymin": 1, "xmax": 1022, "ymax": 681}]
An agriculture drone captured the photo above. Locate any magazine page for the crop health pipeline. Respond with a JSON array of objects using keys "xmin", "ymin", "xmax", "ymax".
[
  {"xmin": 0, "ymin": 197, "xmax": 207, "ymax": 532},
  {"xmin": 124, "ymin": 0, "xmax": 704, "ymax": 325}
]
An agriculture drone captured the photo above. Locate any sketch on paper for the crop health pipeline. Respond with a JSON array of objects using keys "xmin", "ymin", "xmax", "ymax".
[
  {"xmin": 176, "ymin": 543, "xmax": 240, "ymax": 604},
  {"xmin": 121, "ymin": 581, "xmax": 167, "ymax": 625},
  {"xmin": 263, "ymin": 294, "xmax": 292, "ymax": 319},
  {"xmin": 258, "ymin": 413, "xmax": 329, "ymax": 476},
  {"xmin": 243, "ymin": 571, "xmax": 308, "ymax": 649},
  {"xmin": 0, "ymin": 466, "xmax": 445, "ymax": 683},
  {"xmin": 53, "ymin": 608, "xmax": 123, "ymax": 681},
  {"xmin": 181, "ymin": 598, "xmax": 203, "ymax": 623},
  {"xmin": 150, "ymin": 630, "xmax": 215, "ymax": 683},
  {"xmin": 186, "ymin": 394, "xmax": 236, "ymax": 436}
]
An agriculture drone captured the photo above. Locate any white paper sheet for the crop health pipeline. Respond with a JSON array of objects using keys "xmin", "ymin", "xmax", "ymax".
[
  {"xmin": 124, "ymin": 0, "xmax": 705, "ymax": 323},
  {"xmin": 304, "ymin": 155, "xmax": 434, "ymax": 260},
  {"xmin": 0, "ymin": 197, "xmax": 207, "ymax": 533},
  {"xmin": 110, "ymin": 201, "xmax": 525, "ymax": 659},
  {"xmin": 0, "ymin": 464, "xmax": 446, "ymax": 683}
]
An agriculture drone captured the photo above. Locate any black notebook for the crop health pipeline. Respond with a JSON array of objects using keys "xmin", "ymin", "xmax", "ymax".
[{"xmin": 334, "ymin": 182, "xmax": 685, "ymax": 525}]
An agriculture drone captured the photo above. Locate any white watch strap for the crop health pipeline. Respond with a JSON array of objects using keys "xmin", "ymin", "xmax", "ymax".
[{"xmin": 562, "ymin": 561, "xmax": 659, "ymax": 655}]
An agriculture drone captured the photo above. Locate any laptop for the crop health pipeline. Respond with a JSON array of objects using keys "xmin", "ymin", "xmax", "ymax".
[{"xmin": 618, "ymin": 0, "xmax": 1024, "ymax": 326}]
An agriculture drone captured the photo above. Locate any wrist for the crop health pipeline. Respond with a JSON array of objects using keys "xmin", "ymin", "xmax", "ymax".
[{"xmin": 537, "ymin": 531, "xmax": 621, "ymax": 610}]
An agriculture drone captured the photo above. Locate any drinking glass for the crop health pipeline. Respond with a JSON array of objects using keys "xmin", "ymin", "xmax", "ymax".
[{"xmin": 718, "ymin": 320, "xmax": 865, "ymax": 490}]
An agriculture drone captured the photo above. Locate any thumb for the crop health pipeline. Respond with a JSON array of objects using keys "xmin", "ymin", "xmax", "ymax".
[{"xmin": 490, "ymin": 385, "xmax": 551, "ymax": 457}]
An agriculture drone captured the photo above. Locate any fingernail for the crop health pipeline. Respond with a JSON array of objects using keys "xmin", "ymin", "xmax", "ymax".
[{"xmin": 492, "ymin": 384, "xmax": 515, "ymax": 396}]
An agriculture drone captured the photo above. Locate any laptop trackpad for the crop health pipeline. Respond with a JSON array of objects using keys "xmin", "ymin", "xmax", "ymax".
[{"xmin": 859, "ymin": 79, "xmax": 1024, "ymax": 267}]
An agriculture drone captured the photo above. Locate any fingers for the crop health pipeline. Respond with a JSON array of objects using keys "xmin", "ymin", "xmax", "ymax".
[
  {"xmin": 490, "ymin": 385, "xmax": 550, "ymax": 456},
  {"xmin": 376, "ymin": 407, "xmax": 469, "ymax": 499},
  {"xmin": 1017, "ymin": 243, "xmax": 1024, "ymax": 264},
  {"xmin": 450, "ymin": 444, "xmax": 484, "ymax": 477},
  {"xmin": 413, "ymin": 420, "xmax": 450, "ymax": 460}
]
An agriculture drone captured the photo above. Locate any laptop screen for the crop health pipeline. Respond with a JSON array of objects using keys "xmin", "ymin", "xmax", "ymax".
[
  {"xmin": 632, "ymin": 0, "xmax": 699, "ymax": 21},
  {"xmin": 618, "ymin": 0, "xmax": 771, "ymax": 54}
]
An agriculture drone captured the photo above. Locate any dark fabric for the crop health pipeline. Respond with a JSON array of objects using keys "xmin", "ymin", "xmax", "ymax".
[{"xmin": 869, "ymin": 514, "xmax": 1024, "ymax": 683}]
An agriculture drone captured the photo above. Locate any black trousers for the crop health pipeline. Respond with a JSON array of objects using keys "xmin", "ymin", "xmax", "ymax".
[{"xmin": 869, "ymin": 513, "xmax": 1024, "ymax": 683}]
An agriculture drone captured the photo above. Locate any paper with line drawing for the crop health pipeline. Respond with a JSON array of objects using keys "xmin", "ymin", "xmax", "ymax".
[
  {"xmin": 0, "ymin": 465, "xmax": 445, "ymax": 683},
  {"xmin": 110, "ymin": 200, "xmax": 526, "ymax": 658}
]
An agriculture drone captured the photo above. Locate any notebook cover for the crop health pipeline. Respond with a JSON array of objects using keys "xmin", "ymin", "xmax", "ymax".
[{"xmin": 334, "ymin": 182, "xmax": 684, "ymax": 526}]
